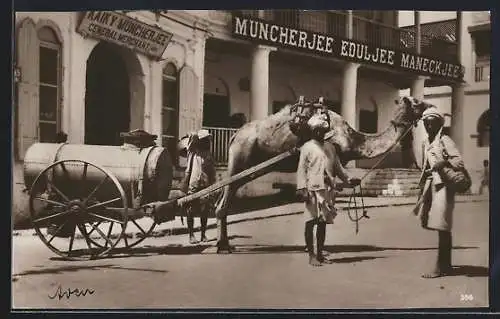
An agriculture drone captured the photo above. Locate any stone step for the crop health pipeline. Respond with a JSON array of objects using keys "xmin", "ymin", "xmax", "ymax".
[
  {"xmin": 363, "ymin": 178, "xmax": 420, "ymax": 186},
  {"xmin": 368, "ymin": 172, "xmax": 421, "ymax": 179},
  {"xmin": 362, "ymin": 184, "xmax": 420, "ymax": 191},
  {"xmin": 361, "ymin": 169, "xmax": 421, "ymax": 197},
  {"xmin": 362, "ymin": 189, "xmax": 421, "ymax": 197}
]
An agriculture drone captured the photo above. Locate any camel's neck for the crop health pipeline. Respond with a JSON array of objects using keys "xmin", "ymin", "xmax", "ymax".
[{"xmin": 350, "ymin": 119, "xmax": 410, "ymax": 159}]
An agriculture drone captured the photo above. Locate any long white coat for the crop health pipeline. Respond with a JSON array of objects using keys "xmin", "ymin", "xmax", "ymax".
[{"xmin": 414, "ymin": 133, "xmax": 464, "ymax": 232}]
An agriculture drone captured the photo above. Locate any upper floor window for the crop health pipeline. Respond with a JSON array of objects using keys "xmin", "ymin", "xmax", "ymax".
[
  {"xmin": 162, "ymin": 62, "xmax": 179, "ymax": 165},
  {"xmin": 38, "ymin": 26, "xmax": 62, "ymax": 143},
  {"xmin": 473, "ymin": 30, "xmax": 490, "ymax": 82}
]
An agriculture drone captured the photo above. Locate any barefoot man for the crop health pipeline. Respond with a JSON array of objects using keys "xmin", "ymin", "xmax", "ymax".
[
  {"xmin": 182, "ymin": 129, "xmax": 217, "ymax": 244},
  {"xmin": 296, "ymin": 114, "xmax": 360, "ymax": 266}
]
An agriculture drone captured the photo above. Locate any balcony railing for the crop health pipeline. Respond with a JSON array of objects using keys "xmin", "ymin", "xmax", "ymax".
[
  {"xmin": 231, "ymin": 10, "xmax": 458, "ymax": 62},
  {"xmin": 203, "ymin": 126, "xmax": 239, "ymax": 166},
  {"xmin": 474, "ymin": 63, "xmax": 490, "ymax": 82}
]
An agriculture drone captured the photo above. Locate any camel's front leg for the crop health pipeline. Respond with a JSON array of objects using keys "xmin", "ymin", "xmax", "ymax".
[
  {"xmin": 214, "ymin": 135, "xmax": 255, "ymax": 253},
  {"xmin": 216, "ymin": 216, "xmax": 232, "ymax": 253}
]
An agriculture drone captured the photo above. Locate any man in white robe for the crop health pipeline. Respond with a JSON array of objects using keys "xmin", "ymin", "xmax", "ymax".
[{"xmin": 296, "ymin": 114, "xmax": 360, "ymax": 266}]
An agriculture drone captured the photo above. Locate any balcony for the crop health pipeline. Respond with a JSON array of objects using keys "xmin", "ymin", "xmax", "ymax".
[{"xmin": 230, "ymin": 10, "xmax": 458, "ymax": 62}]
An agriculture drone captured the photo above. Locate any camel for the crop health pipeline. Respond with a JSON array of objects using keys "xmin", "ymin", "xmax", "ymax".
[{"xmin": 179, "ymin": 96, "xmax": 430, "ymax": 252}]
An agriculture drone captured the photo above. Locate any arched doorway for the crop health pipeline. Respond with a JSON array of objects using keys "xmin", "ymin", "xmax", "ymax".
[
  {"xmin": 203, "ymin": 75, "xmax": 230, "ymax": 127},
  {"xmin": 477, "ymin": 109, "xmax": 490, "ymax": 147},
  {"xmin": 85, "ymin": 42, "xmax": 131, "ymax": 145}
]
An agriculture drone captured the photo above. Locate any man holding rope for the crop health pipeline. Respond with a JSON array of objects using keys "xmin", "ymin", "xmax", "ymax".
[{"xmin": 296, "ymin": 114, "xmax": 360, "ymax": 266}]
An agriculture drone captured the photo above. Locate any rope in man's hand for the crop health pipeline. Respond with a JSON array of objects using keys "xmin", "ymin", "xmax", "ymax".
[
  {"xmin": 342, "ymin": 121, "xmax": 416, "ymax": 234},
  {"xmin": 347, "ymin": 184, "xmax": 370, "ymax": 235}
]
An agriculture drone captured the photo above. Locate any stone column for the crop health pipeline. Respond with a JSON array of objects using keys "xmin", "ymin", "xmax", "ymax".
[
  {"xmin": 346, "ymin": 10, "xmax": 354, "ymax": 39},
  {"xmin": 250, "ymin": 44, "xmax": 276, "ymax": 121},
  {"xmin": 341, "ymin": 62, "xmax": 359, "ymax": 168},
  {"xmin": 407, "ymin": 76, "xmax": 428, "ymax": 168},
  {"xmin": 340, "ymin": 62, "xmax": 360, "ymax": 129},
  {"xmin": 410, "ymin": 76, "xmax": 426, "ymax": 100},
  {"xmin": 415, "ymin": 11, "xmax": 421, "ymax": 54},
  {"xmin": 69, "ymin": 35, "xmax": 96, "ymax": 144},
  {"xmin": 342, "ymin": 11, "xmax": 358, "ymax": 168},
  {"xmin": 406, "ymin": 10, "xmax": 425, "ymax": 168},
  {"xmin": 147, "ymin": 60, "xmax": 163, "ymax": 142},
  {"xmin": 451, "ymin": 83, "xmax": 466, "ymax": 151},
  {"xmin": 341, "ymin": 10, "xmax": 358, "ymax": 128},
  {"xmin": 450, "ymin": 11, "xmax": 465, "ymax": 153}
]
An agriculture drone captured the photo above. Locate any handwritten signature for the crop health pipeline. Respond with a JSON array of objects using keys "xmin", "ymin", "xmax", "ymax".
[{"xmin": 48, "ymin": 285, "xmax": 95, "ymax": 300}]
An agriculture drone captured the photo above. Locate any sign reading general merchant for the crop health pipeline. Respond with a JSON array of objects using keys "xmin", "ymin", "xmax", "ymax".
[
  {"xmin": 232, "ymin": 15, "xmax": 465, "ymax": 82},
  {"xmin": 77, "ymin": 11, "xmax": 173, "ymax": 60}
]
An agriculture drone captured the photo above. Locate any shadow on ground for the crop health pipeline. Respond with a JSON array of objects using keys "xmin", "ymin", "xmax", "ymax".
[
  {"xmin": 12, "ymin": 264, "xmax": 168, "ymax": 278},
  {"xmin": 449, "ymin": 265, "xmax": 489, "ymax": 277},
  {"xmin": 320, "ymin": 256, "xmax": 385, "ymax": 264},
  {"xmin": 56, "ymin": 241, "xmax": 478, "ymax": 263}
]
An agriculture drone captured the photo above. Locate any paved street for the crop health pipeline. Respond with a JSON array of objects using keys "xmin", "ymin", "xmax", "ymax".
[{"xmin": 12, "ymin": 200, "xmax": 489, "ymax": 309}]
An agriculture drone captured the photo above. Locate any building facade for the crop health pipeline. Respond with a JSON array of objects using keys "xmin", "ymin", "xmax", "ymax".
[
  {"xmin": 12, "ymin": 10, "xmax": 466, "ymax": 222},
  {"xmin": 13, "ymin": 11, "xmax": 211, "ymax": 220},
  {"xmin": 399, "ymin": 11, "xmax": 490, "ymax": 193}
]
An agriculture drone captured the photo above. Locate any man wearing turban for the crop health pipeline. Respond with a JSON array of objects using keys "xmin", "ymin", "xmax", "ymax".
[
  {"xmin": 181, "ymin": 129, "xmax": 217, "ymax": 244},
  {"xmin": 413, "ymin": 106, "xmax": 465, "ymax": 278},
  {"xmin": 296, "ymin": 113, "xmax": 360, "ymax": 266}
]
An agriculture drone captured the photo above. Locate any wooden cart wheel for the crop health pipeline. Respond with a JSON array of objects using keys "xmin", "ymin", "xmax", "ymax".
[
  {"xmin": 118, "ymin": 217, "xmax": 157, "ymax": 249},
  {"xmin": 29, "ymin": 160, "xmax": 128, "ymax": 260},
  {"xmin": 87, "ymin": 216, "xmax": 157, "ymax": 250}
]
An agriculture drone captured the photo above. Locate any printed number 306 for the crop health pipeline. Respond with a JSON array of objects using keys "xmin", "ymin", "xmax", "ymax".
[{"xmin": 460, "ymin": 294, "xmax": 474, "ymax": 301}]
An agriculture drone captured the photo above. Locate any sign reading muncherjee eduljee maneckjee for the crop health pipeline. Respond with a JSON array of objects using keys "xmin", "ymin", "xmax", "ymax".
[
  {"xmin": 233, "ymin": 15, "xmax": 464, "ymax": 81},
  {"xmin": 77, "ymin": 11, "xmax": 173, "ymax": 60}
]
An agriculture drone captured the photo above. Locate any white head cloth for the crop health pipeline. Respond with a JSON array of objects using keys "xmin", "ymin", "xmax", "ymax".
[
  {"xmin": 307, "ymin": 114, "xmax": 329, "ymax": 131},
  {"xmin": 197, "ymin": 129, "xmax": 211, "ymax": 140},
  {"xmin": 422, "ymin": 107, "xmax": 444, "ymax": 121}
]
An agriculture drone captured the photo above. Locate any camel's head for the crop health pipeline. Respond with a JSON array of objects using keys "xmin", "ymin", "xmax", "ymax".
[
  {"xmin": 289, "ymin": 96, "xmax": 330, "ymax": 138},
  {"xmin": 393, "ymin": 96, "xmax": 431, "ymax": 128}
]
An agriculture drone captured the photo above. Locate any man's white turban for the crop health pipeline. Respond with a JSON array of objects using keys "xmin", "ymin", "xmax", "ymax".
[
  {"xmin": 197, "ymin": 129, "xmax": 212, "ymax": 140},
  {"xmin": 421, "ymin": 106, "xmax": 444, "ymax": 121},
  {"xmin": 307, "ymin": 114, "xmax": 329, "ymax": 131}
]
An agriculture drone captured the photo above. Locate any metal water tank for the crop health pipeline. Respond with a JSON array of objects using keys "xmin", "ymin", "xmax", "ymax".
[{"xmin": 23, "ymin": 137, "xmax": 173, "ymax": 208}]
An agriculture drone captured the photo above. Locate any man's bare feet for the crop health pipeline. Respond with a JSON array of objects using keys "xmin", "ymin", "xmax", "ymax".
[
  {"xmin": 422, "ymin": 268, "xmax": 452, "ymax": 278},
  {"xmin": 317, "ymin": 254, "xmax": 325, "ymax": 263},
  {"xmin": 422, "ymin": 272, "xmax": 443, "ymax": 278},
  {"xmin": 200, "ymin": 235, "xmax": 209, "ymax": 242},
  {"xmin": 189, "ymin": 236, "xmax": 198, "ymax": 244},
  {"xmin": 309, "ymin": 255, "xmax": 322, "ymax": 267}
]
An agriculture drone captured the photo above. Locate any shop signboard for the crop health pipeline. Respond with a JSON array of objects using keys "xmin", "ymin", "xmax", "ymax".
[
  {"xmin": 77, "ymin": 11, "xmax": 173, "ymax": 60},
  {"xmin": 232, "ymin": 14, "xmax": 465, "ymax": 82}
]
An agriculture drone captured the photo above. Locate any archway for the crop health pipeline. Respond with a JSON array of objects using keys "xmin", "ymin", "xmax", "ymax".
[
  {"xmin": 203, "ymin": 75, "xmax": 230, "ymax": 127},
  {"xmin": 477, "ymin": 109, "xmax": 490, "ymax": 147},
  {"xmin": 84, "ymin": 41, "xmax": 143, "ymax": 145}
]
